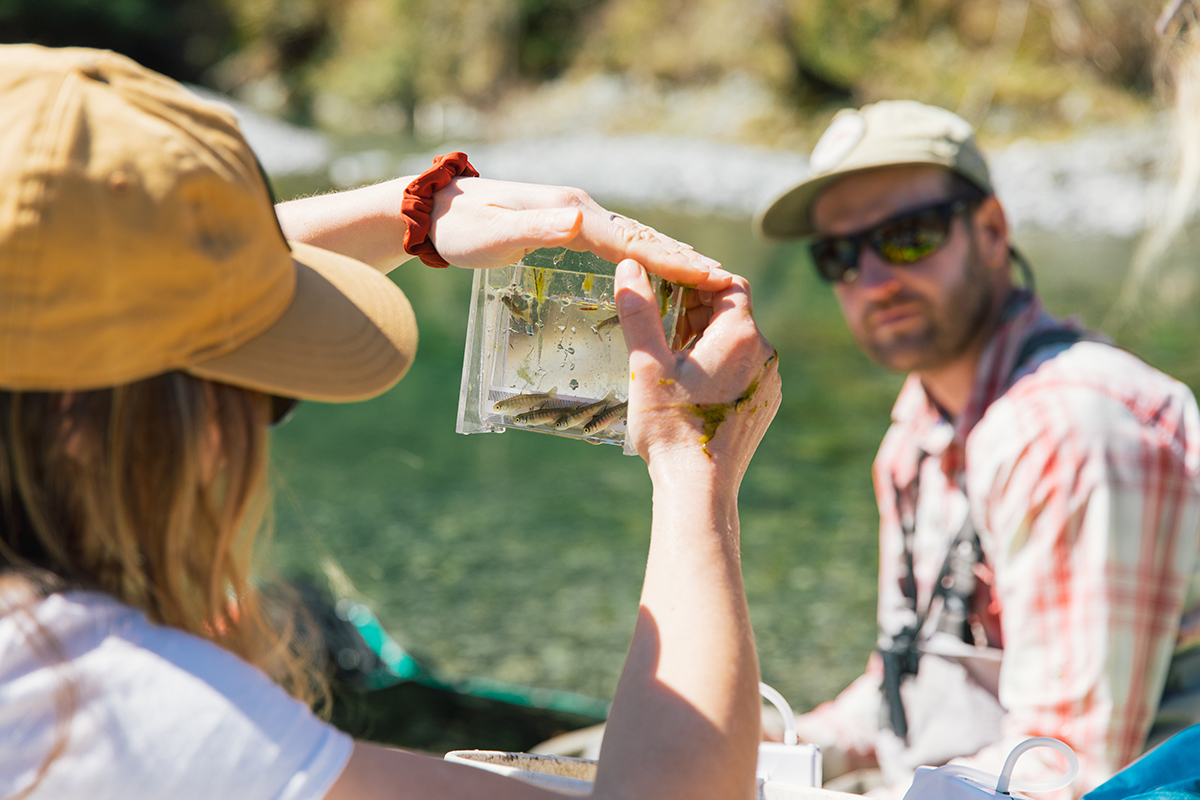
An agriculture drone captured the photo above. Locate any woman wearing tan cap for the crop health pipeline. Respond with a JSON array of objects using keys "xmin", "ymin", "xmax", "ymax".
[{"xmin": 0, "ymin": 45, "xmax": 780, "ymax": 800}]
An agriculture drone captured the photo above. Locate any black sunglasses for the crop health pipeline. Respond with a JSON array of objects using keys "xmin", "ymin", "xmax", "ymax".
[{"xmin": 809, "ymin": 197, "xmax": 975, "ymax": 284}]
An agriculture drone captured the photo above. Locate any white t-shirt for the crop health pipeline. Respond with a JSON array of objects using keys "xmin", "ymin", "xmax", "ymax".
[{"xmin": 0, "ymin": 591, "xmax": 353, "ymax": 799}]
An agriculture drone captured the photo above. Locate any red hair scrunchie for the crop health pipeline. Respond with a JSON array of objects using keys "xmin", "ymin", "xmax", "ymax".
[{"xmin": 401, "ymin": 151, "xmax": 480, "ymax": 268}]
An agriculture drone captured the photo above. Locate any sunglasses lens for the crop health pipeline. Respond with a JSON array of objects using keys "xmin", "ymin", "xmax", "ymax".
[
  {"xmin": 871, "ymin": 206, "xmax": 954, "ymax": 264},
  {"xmin": 811, "ymin": 237, "xmax": 859, "ymax": 283},
  {"xmin": 808, "ymin": 198, "xmax": 971, "ymax": 284}
]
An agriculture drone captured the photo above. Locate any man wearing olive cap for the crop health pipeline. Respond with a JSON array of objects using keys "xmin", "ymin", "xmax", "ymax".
[{"xmin": 757, "ymin": 100, "xmax": 1200, "ymax": 797}]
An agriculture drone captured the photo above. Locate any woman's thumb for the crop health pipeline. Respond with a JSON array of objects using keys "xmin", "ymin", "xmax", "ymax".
[{"xmin": 615, "ymin": 259, "xmax": 669, "ymax": 363}]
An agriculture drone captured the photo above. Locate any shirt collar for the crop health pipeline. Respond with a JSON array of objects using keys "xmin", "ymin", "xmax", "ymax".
[{"xmin": 889, "ymin": 290, "xmax": 1069, "ymax": 452}]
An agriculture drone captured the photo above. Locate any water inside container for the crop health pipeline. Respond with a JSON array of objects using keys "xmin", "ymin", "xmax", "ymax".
[{"xmin": 457, "ymin": 248, "xmax": 682, "ymax": 454}]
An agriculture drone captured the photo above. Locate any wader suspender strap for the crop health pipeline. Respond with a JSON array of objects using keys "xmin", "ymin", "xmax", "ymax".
[
  {"xmin": 880, "ymin": 454, "xmax": 981, "ymax": 740},
  {"xmin": 1012, "ymin": 329, "xmax": 1086, "ymax": 373},
  {"xmin": 878, "ymin": 326, "xmax": 1085, "ymax": 741}
]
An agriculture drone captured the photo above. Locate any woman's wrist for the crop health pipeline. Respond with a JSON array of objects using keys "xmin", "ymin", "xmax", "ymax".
[
  {"xmin": 401, "ymin": 152, "xmax": 479, "ymax": 268},
  {"xmin": 643, "ymin": 432, "xmax": 750, "ymax": 489},
  {"xmin": 648, "ymin": 456, "xmax": 739, "ymax": 521}
]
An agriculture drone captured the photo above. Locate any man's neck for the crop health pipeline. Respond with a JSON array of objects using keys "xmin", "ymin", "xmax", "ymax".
[
  {"xmin": 916, "ymin": 354, "xmax": 981, "ymax": 419},
  {"xmin": 915, "ymin": 280, "xmax": 1016, "ymax": 419}
]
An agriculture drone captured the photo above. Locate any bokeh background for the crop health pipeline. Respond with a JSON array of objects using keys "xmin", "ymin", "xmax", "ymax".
[
  {"xmin": 8, "ymin": 0, "xmax": 1200, "ymax": 752},
  {"xmin": 1, "ymin": 0, "xmax": 1173, "ymax": 144}
]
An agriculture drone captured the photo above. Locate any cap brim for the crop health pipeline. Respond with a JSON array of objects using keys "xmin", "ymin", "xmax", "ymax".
[
  {"xmin": 754, "ymin": 173, "xmax": 842, "ymax": 240},
  {"xmin": 756, "ymin": 160, "xmax": 946, "ymax": 240},
  {"xmin": 756, "ymin": 160, "xmax": 991, "ymax": 241},
  {"xmin": 187, "ymin": 241, "xmax": 418, "ymax": 403}
]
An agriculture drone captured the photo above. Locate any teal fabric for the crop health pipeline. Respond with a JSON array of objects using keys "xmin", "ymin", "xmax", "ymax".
[{"xmin": 1082, "ymin": 726, "xmax": 1200, "ymax": 800}]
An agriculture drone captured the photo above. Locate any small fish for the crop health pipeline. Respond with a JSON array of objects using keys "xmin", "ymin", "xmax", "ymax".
[
  {"xmin": 554, "ymin": 391, "xmax": 617, "ymax": 430},
  {"xmin": 590, "ymin": 314, "xmax": 621, "ymax": 340},
  {"xmin": 514, "ymin": 404, "xmax": 572, "ymax": 426},
  {"xmin": 582, "ymin": 401, "xmax": 628, "ymax": 434},
  {"xmin": 493, "ymin": 387, "xmax": 557, "ymax": 415},
  {"xmin": 500, "ymin": 292, "xmax": 535, "ymax": 326}
]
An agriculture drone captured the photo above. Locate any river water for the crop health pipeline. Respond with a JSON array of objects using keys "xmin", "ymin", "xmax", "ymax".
[{"xmin": 251, "ymin": 114, "xmax": 1200, "ymax": 718}]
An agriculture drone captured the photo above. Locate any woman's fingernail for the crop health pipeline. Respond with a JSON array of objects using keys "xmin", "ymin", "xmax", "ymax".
[
  {"xmin": 700, "ymin": 255, "xmax": 722, "ymax": 269},
  {"xmin": 616, "ymin": 259, "xmax": 644, "ymax": 281},
  {"xmin": 710, "ymin": 268, "xmax": 734, "ymax": 281}
]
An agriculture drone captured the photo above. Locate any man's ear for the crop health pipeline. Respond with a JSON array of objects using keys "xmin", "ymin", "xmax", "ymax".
[{"xmin": 972, "ymin": 196, "xmax": 1011, "ymax": 272}]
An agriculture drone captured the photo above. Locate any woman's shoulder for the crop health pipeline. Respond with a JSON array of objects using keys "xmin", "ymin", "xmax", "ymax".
[
  {"xmin": 46, "ymin": 591, "xmax": 267, "ymax": 679},
  {"xmin": 4, "ymin": 589, "xmax": 315, "ymax": 724},
  {"xmin": 4, "ymin": 591, "xmax": 248, "ymax": 681},
  {"xmin": 0, "ymin": 590, "xmax": 352, "ymax": 800}
]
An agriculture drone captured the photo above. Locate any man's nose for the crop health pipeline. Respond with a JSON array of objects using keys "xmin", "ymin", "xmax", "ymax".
[{"xmin": 853, "ymin": 248, "xmax": 902, "ymax": 294}]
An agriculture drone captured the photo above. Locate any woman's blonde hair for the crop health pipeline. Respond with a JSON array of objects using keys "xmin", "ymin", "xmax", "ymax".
[{"xmin": 0, "ymin": 371, "xmax": 327, "ymax": 704}]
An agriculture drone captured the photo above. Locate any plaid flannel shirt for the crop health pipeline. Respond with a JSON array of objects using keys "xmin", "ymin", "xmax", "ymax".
[{"xmin": 798, "ymin": 292, "xmax": 1200, "ymax": 798}]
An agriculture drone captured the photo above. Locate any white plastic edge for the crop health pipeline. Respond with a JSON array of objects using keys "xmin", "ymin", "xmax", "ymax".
[
  {"xmin": 995, "ymin": 736, "xmax": 1079, "ymax": 795},
  {"xmin": 759, "ymin": 682, "xmax": 798, "ymax": 746}
]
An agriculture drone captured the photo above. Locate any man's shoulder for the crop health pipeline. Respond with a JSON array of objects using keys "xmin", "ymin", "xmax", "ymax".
[
  {"xmin": 971, "ymin": 340, "xmax": 1200, "ymax": 468},
  {"xmin": 1004, "ymin": 340, "xmax": 1193, "ymax": 413}
]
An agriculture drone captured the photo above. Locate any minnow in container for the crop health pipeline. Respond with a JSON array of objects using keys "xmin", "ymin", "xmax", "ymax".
[
  {"xmin": 493, "ymin": 387, "xmax": 557, "ymax": 415},
  {"xmin": 582, "ymin": 401, "xmax": 628, "ymax": 435},
  {"xmin": 553, "ymin": 391, "xmax": 617, "ymax": 430},
  {"xmin": 590, "ymin": 314, "xmax": 621, "ymax": 340},
  {"xmin": 514, "ymin": 403, "xmax": 576, "ymax": 427},
  {"xmin": 500, "ymin": 292, "xmax": 535, "ymax": 326}
]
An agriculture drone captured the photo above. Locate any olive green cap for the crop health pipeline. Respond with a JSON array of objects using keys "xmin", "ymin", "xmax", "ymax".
[{"xmin": 755, "ymin": 100, "xmax": 993, "ymax": 239}]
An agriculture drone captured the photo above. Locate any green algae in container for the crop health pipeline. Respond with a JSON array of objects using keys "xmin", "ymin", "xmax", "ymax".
[{"xmin": 456, "ymin": 248, "xmax": 684, "ymax": 455}]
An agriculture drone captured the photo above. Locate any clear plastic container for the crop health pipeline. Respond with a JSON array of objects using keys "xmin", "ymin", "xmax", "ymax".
[{"xmin": 456, "ymin": 248, "xmax": 683, "ymax": 455}]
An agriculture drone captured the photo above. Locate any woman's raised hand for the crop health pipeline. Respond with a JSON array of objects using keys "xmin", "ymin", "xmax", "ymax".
[
  {"xmin": 613, "ymin": 259, "xmax": 780, "ymax": 486},
  {"xmin": 429, "ymin": 178, "xmax": 734, "ymax": 292}
]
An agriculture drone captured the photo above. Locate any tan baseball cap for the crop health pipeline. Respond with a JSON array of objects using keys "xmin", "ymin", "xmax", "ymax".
[
  {"xmin": 755, "ymin": 100, "xmax": 993, "ymax": 239},
  {"xmin": 0, "ymin": 44, "xmax": 417, "ymax": 402}
]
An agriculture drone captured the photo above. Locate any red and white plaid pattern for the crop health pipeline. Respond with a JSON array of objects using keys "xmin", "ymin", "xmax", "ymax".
[{"xmin": 799, "ymin": 294, "xmax": 1200, "ymax": 798}]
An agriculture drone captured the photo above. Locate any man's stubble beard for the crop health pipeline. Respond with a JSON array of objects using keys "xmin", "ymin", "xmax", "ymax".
[{"xmin": 856, "ymin": 240, "xmax": 997, "ymax": 375}]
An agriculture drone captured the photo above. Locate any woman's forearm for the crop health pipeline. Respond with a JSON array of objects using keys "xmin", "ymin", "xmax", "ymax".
[
  {"xmin": 276, "ymin": 179, "xmax": 416, "ymax": 272},
  {"xmin": 588, "ymin": 260, "xmax": 778, "ymax": 800},
  {"xmin": 596, "ymin": 466, "xmax": 760, "ymax": 800},
  {"xmin": 275, "ymin": 174, "xmax": 733, "ymax": 289}
]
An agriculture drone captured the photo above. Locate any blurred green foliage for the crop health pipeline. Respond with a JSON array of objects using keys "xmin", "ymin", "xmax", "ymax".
[
  {"xmin": 0, "ymin": 0, "xmax": 233, "ymax": 81},
  {"xmin": 1, "ymin": 0, "xmax": 1171, "ymax": 140}
]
